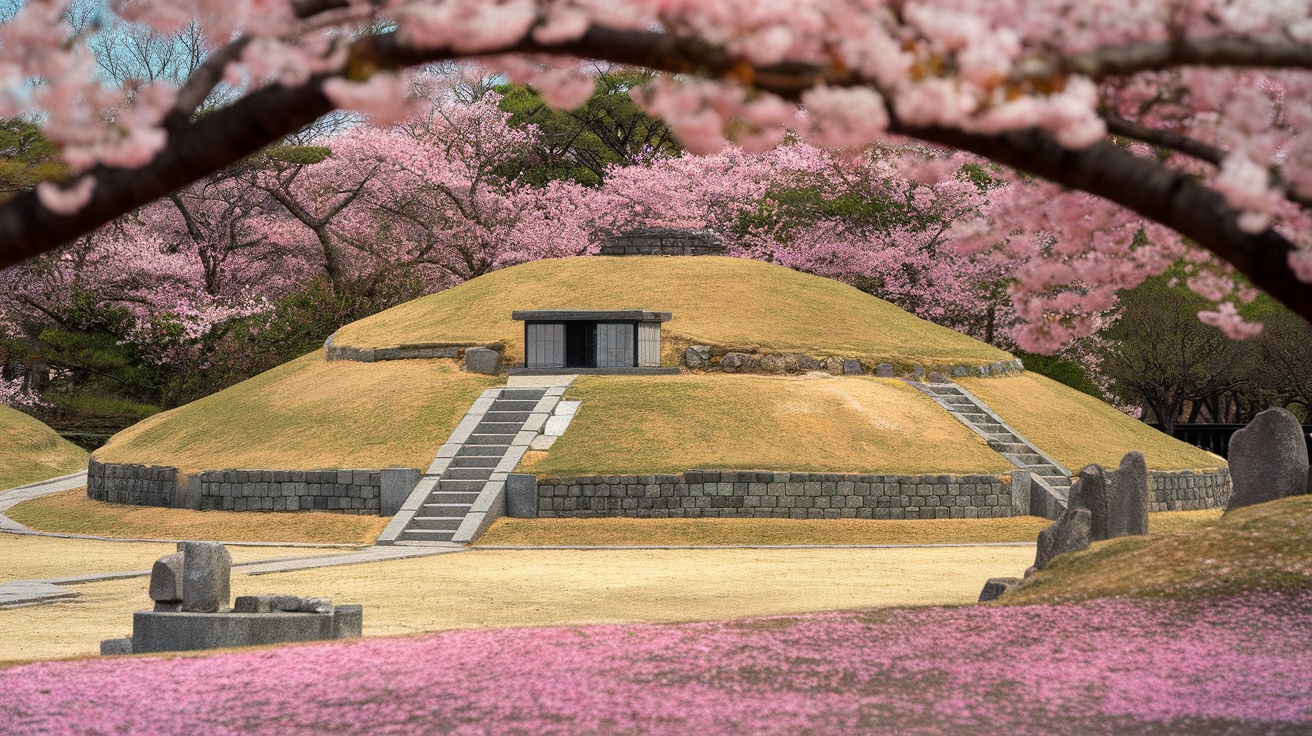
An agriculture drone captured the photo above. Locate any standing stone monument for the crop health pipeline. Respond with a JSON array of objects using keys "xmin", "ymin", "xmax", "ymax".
[
  {"xmin": 1025, "ymin": 451, "xmax": 1150, "ymax": 575},
  {"xmin": 181, "ymin": 541, "xmax": 231, "ymax": 613},
  {"xmin": 1227, "ymin": 407, "xmax": 1309, "ymax": 511}
]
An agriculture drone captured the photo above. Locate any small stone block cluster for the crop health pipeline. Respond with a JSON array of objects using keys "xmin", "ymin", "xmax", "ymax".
[
  {"xmin": 534, "ymin": 470, "xmax": 1011, "ymax": 520},
  {"xmin": 1227, "ymin": 407, "xmax": 1309, "ymax": 511},
  {"xmin": 102, "ymin": 542, "xmax": 362, "ymax": 655},
  {"xmin": 1028, "ymin": 451, "xmax": 1150, "ymax": 574}
]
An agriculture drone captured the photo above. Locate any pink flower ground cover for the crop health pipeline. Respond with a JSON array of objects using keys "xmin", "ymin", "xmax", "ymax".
[{"xmin": 3, "ymin": 593, "xmax": 1312, "ymax": 735}]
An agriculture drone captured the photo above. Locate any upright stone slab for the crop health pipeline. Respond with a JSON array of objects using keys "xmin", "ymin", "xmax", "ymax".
[
  {"xmin": 181, "ymin": 541, "xmax": 231, "ymax": 613},
  {"xmin": 149, "ymin": 552, "xmax": 184, "ymax": 608},
  {"xmin": 1104, "ymin": 451, "xmax": 1148, "ymax": 538},
  {"xmin": 1227, "ymin": 407, "xmax": 1309, "ymax": 511},
  {"xmin": 506, "ymin": 473, "xmax": 539, "ymax": 518},
  {"xmin": 463, "ymin": 347, "xmax": 501, "ymax": 375},
  {"xmin": 379, "ymin": 468, "xmax": 420, "ymax": 517},
  {"xmin": 1031, "ymin": 507, "xmax": 1091, "ymax": 572}
]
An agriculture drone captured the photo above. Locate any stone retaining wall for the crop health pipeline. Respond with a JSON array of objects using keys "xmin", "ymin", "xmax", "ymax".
[
  {"xmin": 195, "ymin": 469, "xmax": 381, "ymax": 514},
  {"xmin": 323, "ymin": 335, "xmax": 502, "ymax": 363},
  {"xmin": 534, "ymin": 470, "xmax": 1016, "ymax": 520},
  {"xmin": 682, "ymin": 346, "xmax": 1026, "ymax": 379},
  {"xmin": 1148, "ymin": 468, "xmax": 1231, "ymax": 512},
  {"xmin": 87, "ymin": 461, "xmax": 384, "ymax": 514},
  {"xmin": 87, "ymin": 459, "xmax": 178, "ymax": 508}
]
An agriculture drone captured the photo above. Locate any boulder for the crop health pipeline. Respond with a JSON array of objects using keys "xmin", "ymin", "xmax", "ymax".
[
  {"xmin": 927, "ymin": 371, "xmax": 950, "ymax": 384},
  {"xmin": 1031, "ymin": 507, "xmax": 1092, "ymax": 572},
  {"xmin": 950, "ymin": 364, "xmax": 970, "ymax": 377},
  {"xmin": 181, "ymin": 541, "xmax": 231, "ymax": 613},
  {"xmin": 719, "ymin": 352, "xmax": 750, "ymax": 372},
  {"xmin": 978, "ymin": 577, "xmax": 1022, "ymax": 602},
  {"xmin": 100, "ymin": 638, "xmax": 133, "ymax": 656},
  {"xmin": 792, "ymin": 354, "xmax": 820, "ymax": 371},
  {"xmin": 842, "ymin": 359, "xmax": 863, "ymax": 375},
  {"xmin": 462, "ymin": 347, "xmax": 500, "ymax": 375},
  {"xmin": 149, "ymin": 552, "xmax": 183, "ymax": 604},
  {"xmin": 874, "ymin": 363, "xmax": 895, "ymax": 378},
  {"xmin": 1227, "ymin": 407, "xmax": 1309, "ymax": 511},
  {"xmin": 978, "ymin": 364, "xmax": 992, "ymax": 376},
  {"xmin": 684, "ymin": 345, "xmax": 711, "ymax": 369},
  {"xmin": 759, "ymin": 354, "xmax": 786, "ymax": 373},
  {"xmin": 911, "ymin": 364, "xmax": 926, "ymax": 379}
]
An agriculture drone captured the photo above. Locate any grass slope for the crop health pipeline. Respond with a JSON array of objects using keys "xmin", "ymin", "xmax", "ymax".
[
  {"xmin": 1001, "ymin": 496, "xmax": 1312, "ymax": 605},
  {"xmin": 95, "ymin": 353, "xmax": 498, "ymax": 474},
  {"xmin": 7, "ymin": 489, "xmax": 387, "ymax": 544},
  {"xmin": 516, "ymin": 373, "xmax": 1010, "ymax": 476},
  {"xmin": 0, "ymin": 406, "xmax": 86, "ymax": 490},
  {"xmin": 330, "ymin": 256, "xmax": 1015, "ymax": 368},
  {"xmin": 957, "ymin": 373, "xmax": 1223, "ymax": 471}
]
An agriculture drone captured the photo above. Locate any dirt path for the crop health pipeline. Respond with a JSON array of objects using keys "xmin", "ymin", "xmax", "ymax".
[{"xmin": 0, "ymin": 545, "xmax": 1033, "ymax": 662}]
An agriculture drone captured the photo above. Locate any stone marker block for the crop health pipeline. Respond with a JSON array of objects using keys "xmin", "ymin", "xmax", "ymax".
[
  {"xmin": 149, "ymin": 552, "xmax": 183, "ymax": 603},
  {"xmin": 978, "ymin": 577, "xmax": 1021, "ymax": 602},
  {"xmin": 927, "ymin": 371, "xmax": 949, "ymax": 384},
  {"xmin": 100, "ymin": 637, "xmax": 133, "ymax": 656},
  {"xmin": 333, "ymin": 605, "xmax": 364, "ymax": 639},
  {"xmin": 463, "ymin": 347, "xmax": 501, "ymax": 375},
  {"xmin": 506, "ymin": 473, "xmax": 539, "ymax": 518},
  {"xmin": 874, "ymin": 363, "xmax": 895, "ymax": 378},
  {"xmin": 181, "ymin": 541, "xmax": 231, "ymax": 613},
  {"xmin": 684, "ymin": 345, "xmax": 710, "ymax": 369},
  {"xmin": 842, "ymin": 359, "xmax": 863, "ymax": 375},
  {"xmin": 1227, "ymin": 407, "xmax": 1309, "ymax": 511},
  {"xmin": 1104, "ymin": 451, "xmax": 1148, "ymax": 539},
  {"xmin": 380, "ymin": 468, "xmax": 420, "ymax": 517}
]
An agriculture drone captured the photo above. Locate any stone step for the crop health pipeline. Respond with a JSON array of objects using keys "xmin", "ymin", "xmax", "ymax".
[
  {"xmin": 482, "ymin": 410, "xmax": 531, "ymax": 423},
  {"xmin": 456, "ymin": 445, "xmax": 505, "ymax": 457},
  {"xmin": 438, "ymin": 479, "xmax": 486, "ymax": 493},
  {"xmin": 474, "ymin": 421, "xmax": 522, "ymax": 434},
  {"xmin": 989, "ymin": 442, "xmax": 1030, "ymax": 454},
  {"xmin": 498, "ymin": 389, "xmax": 547, "ymax": 401},
  {"xmin": 490, "ymin": 400, "xmax": 539, "ymax": 412},
  {"xmin": 925, "ymin": 385, "xmax": 960, "ymax": 395},
  {"xmin": 396, "ymin": 529, "xmax": 457, "ymax": 542},
  {"xmin": 464, "ymin": 434, "xmax": 514, "ymax": 446},
  {"xmin": 406, "ymin": 516, "xmax": 464, "ymax": 531},
  {"xmin": 958, "ymin": 413, "xmax": 990, "ymax": 424},
  {"xmin": 427, "ymin": 490, "xmax": 480, "ymax": 504},
  {"xmin": 445, "ymin": 467, "xmax": 495, "ymax": 481},
  {"xmin": 448, "ymin": 456, "xmax": 500, "ymax": 469},
  {"xmin": 422, "ymin": 502, "xmax": 471, "ymax": 515}
]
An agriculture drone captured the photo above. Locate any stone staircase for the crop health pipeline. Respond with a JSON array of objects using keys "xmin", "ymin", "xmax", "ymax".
[
  {"xmin": 908, "ymin": 380, "xmax": 1071, "ymax": 516},
  {"xmin": 378, "ymin": 385, "xmax": 567, "ymax": 545}
]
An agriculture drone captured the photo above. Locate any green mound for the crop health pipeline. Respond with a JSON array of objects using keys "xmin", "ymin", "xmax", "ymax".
[
  {"xmin": 1000, "ymin": 496, "xmax": 1312, "ymax": 604},
  {"xmin": 0, "ymin": 405, "xmax": 87, "ymax": 489},
  {"xmin": 95, "ymin": 354, "xmax": 498, "ymax": 474},
  {"xmin": 957, "ymin": 373, "xmax": 1222, "ymax": 471},
  {"xmin": 331, "ymin": 256, "xmax": 1016, "ymax": 368}
]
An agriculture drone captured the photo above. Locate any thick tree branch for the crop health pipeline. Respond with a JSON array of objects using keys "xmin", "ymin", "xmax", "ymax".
[
  {"xmin": 1013, "ymin": 38, "xmax": 1312, "ymax": 83},
  {"xmin": 1103, "ymin": 115, "xmax": 1225, "ymax": 165}
]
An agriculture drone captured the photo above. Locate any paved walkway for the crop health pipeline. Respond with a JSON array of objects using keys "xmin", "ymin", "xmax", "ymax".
[{"xmin": 0, "ymin": 471, "xmax": 88, "ymax": 531}]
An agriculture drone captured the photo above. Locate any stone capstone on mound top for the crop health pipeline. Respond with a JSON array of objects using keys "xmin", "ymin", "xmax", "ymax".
[{"xmin": 598, "ymin": 227, "xmax": 726, "ymax": 256}]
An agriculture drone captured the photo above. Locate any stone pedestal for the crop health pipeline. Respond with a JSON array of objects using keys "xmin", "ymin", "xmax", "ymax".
[{"xmin": 130, "ymin": 607, "xmax": 363, "ymax": 654}]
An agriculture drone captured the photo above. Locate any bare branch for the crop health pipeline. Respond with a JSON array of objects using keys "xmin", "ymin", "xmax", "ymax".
[{"xmin": 164, "ymin": 38, "xmax": 250, "ymax": 133}]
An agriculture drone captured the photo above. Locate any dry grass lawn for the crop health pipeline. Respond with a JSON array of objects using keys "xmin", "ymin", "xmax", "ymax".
[
  {"xmin": 94, "ymin": 353, "xmax": 498, "ymax": 474},
  {"xmin": 479, "ymin": 516, "xmax": 1050, "ymax": 545},
  {"xmin": 0, "ymin": 545, "xmax": 1035, "ymax": 663},
  {"xmin": 0, "ymin": 534, "xmax": 331, "ymax": 583},
  {"xmin": 957, "ymin": 373, "xmax": 1224, "ymax": 471},
  {"xmin": 0, "ymin": 405, "xmax": 86, "ymax": 490},
  {"xmin": 7, "ymin": 489, "xmax": 389, "ymax": 544},
  {"xmin": 518, "ymin": 373, "xmax": 1010, "ymax": 476},
  {"xmin": 331, "ymin": 256, "xmax": 1015, "ymax": 368},
  {"xmin": 1001, "ymin": 496, "xmax": 1312, "ymax": 605}
]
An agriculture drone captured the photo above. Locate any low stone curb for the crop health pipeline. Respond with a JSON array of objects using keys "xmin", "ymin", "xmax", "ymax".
[{"xmin": 474, "ymin": 542, "xmax": 1037, "ymax": 550}]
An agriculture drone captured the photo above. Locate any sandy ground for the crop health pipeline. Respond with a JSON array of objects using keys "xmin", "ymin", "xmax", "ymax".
[
  {"xmin": 0, "ymin": 545, "xmax": 1034, "ymax": 663},
  {"xmin": 0, "ymin": 534, "xmax": 337, "ymax": 582}
]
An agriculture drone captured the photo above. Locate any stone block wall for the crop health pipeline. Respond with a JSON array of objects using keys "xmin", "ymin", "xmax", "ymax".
[
  {"xmin": 195, "ymin": 469, "xmax": 382, "ymax": 514},
  {"xmin": 598, "ymin": 227, "xmax": 726, "ymax": 256},
  {"xmin": 87, "ymin": 459, "xmax": 178, "ymax": 507},
  {"xmin": 534, "ymin": 470, "xmax": 1012, "ymax": 520},
  {"xmin": 1148, "ymin": 468, "xmax": 1231, "ymax": 511},
  {"xmin": 323, "ymin": 335, "xmax": 503, "ymax": 363}
]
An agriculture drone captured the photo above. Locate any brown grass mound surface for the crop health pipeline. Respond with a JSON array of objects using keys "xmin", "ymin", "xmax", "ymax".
[
  {"xmin": 479, "ymin": 516, "xmax": 1050, "ymax": 545},
  {"xmin": 1001, "ymin": 496, "xmax": 1312, "ymax": 605},
  {"xmin": 330, "ymin": 256, "xmax": 1015, "ymax": 367},
  {"xmin": 517, "ymin": 373, "xmax": 1009, "ymax": 476},
  {"xmin": 0, "ymin": 405, "xmax": 86, "ymax": 490},
  {"xmin": 957, "ymin": 373, "xmax": 1223, "ymax": 471},
  {"xmin": 7, "ymin": 489, "xmax": 388, "ymax": 544},
  {"xmin": 94, "ymin": 353, "xmax": 498, "ymax": 474}
]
